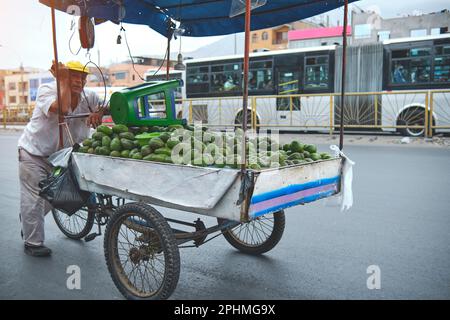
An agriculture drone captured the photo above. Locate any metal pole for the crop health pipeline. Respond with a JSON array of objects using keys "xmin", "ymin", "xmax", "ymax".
[
  {"xmin": 339, "ymin": 0, "xmax": 349, "ymax": 150},
  {"xmin": 240, "ymin": 0, "xmax": 251, "ymax": 173},
  {"xmin": 50, "ymin": 2, "xmax": 64, "ymax": 149},
  {"xmin": 166, "ymin": 35, "xmax": 171, "ymax": 81}
]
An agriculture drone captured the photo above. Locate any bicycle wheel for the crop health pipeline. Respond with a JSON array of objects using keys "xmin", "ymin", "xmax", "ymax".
[
  {"xmin": 104, "ymin": 203, "xmax": 180, "ymax": 300},
  {"xmin": 218, "ymin": 210, "xmax": 285, "ymax": 255},
  {"xmin": 52, "ymin": 207, "xmax": 95, "ymax": 240}
]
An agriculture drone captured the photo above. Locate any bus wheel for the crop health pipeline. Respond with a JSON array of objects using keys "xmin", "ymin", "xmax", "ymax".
[
  {"xmin": 235, "ymin": 110, "xmax": 259, "ymax": 132},
  {"xmin": 397, "ymin": 107, "xmax": 426, "ymax": 137}
]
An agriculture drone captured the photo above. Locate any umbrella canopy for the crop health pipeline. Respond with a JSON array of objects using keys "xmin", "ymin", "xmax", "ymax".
[{"xmin": 40, "ymin": 0, "xmax": 357, "ymax": 37}]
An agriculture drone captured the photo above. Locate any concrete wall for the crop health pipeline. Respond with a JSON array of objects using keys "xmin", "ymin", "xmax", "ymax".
[
  {"xmin": 290, "ymin": 36, "xmax": 348, "ymax": 49},
  {"xmin": 352, "ymin": 11, "xmax": 450, "ymax": 44}
]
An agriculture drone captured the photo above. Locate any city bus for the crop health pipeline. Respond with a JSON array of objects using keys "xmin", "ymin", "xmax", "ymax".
[{"xmin": 181, "ymin": 33, "xmax": 450, "ymax": 136}]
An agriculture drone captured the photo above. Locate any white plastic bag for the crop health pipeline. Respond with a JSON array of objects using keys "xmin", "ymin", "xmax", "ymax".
[
  {"xmin": 329, "ymin": 145, "xmax": 355, "ymax": 211},
  {"xmin": 48, "ymin": 147, "xmax": 73, "ymax": 168}
]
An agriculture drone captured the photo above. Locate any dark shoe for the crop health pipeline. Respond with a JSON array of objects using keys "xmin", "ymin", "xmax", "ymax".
[{"xmin": 24, "ymin": 244, "xmax": 52, "ymax": 257}]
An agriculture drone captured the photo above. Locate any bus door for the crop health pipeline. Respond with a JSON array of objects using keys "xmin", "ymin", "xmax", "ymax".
[{"xmin": 276, "ymin": 68, "xmax": 301, "ymax": 126}]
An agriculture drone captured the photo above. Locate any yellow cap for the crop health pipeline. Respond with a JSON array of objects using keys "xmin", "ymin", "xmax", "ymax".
[{"xmin": 65, "ymin": 61, "xmax": 90, "ymax": 74}]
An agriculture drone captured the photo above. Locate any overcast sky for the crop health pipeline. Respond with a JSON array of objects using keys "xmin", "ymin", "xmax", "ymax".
[{"xmin": 0, "ymin": 0, "xmax": 448, "ymax": 70}]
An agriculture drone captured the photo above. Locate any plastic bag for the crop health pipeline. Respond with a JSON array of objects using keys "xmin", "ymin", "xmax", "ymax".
[
  {"xmin": 48, "ymin": 147, "xmax": 73, "ymax": 168},
  {"xmin": 39, "ymin": 161, "xmax": 91, "ymax": 216},
  {"xmin": 329, "ymin": 145, "xmax": 355, "ymax": 212},
  {"xmin": 229, "ymin": 0, "xmax": 267, "ymax": 17}
]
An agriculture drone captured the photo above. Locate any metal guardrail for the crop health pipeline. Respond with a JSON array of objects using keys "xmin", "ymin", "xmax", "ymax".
[
  {"xmin": 184, "ymin": 90, "xmax": 449, "ymax": 137},
  {"xmin": 3, "ymin": 90, "xmax": 449, "ymax": 137}
]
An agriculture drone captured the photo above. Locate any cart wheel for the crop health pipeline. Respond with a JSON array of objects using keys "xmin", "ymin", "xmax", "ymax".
[
  {"xmin": 104, "ymin": 203, "xmax": 180, "ymax": 300},
  {"xmin": 218, "ymin": 210, "xmax": 285, "ymax": 255},
  {"xmin": 52, "ymin": 207, "xmax": 95, "ymax": 240}
]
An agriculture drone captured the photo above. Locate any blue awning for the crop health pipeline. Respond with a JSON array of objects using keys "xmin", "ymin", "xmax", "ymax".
[{"xmin": 40, "ymin": 0, "xmax": 357, "ymax": 37}]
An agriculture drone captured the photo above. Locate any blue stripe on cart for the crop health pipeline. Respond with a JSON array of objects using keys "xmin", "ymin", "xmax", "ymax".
[{"xmin": 249, "ymin": 176, "xmax": 340, "ymax": 219}]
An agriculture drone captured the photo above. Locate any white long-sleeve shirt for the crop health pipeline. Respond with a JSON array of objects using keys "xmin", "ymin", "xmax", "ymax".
[{"xmin": 18, "ymin": 81, "xmax": 99, "ymax": 157}]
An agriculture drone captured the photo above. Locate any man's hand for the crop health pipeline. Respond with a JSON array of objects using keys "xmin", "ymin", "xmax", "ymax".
[
  {"xmin": 87, "ymin": 111, "xmax": 103, "ymax": 128},
  {"xmin": 50, "ymin": 61, "xmax": 70, "ymax": 85}
]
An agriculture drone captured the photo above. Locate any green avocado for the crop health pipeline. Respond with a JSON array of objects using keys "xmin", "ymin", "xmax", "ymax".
[
  {"xmin": 120, "ymin": 138, "xmax": 134, "ymax": 150},
  {"xmin": 149, "ymin": 137, "xmax": 165, "ymax": 150},
  {"xmin": 141, "ymin": 145, "xmax": 152, "ymax": 157},
  {"xmin": 110, "ymin": 138, "xmax": 122, "ymax": 151},
  {"xmin": 82, "ymin": 139, "xmax": 93, "ymax": 147},
  {"xmin": 120, "ymin": 150, "xmax": 130, "ymax": 158},
  {"xmin": 310, "ymin": 153, "xmax": 321, "ymax": 161},
  {"xmin": 97, "ymin": 125, "xmax": 113, "ymax": 136},
  {"xmin": 112, "ymin": 124, "xmax": 128, "ymax": 134},
  {"xmin": 119, "ymin": 132, "xmax": 135, "ymax": 140},
  {"xmin": 92, "ymin": 132, "xmax": 105, "ymax": 141},
  {"xmin": 290, "ymin": 140, "xmax": 303, "ymax": 153},
  {"xmin": 304, "ymin": 144, "xmax": 317, "ymax": 154},
  {"xmin": 159, "ymin": 132, "xmax": 171, "ymax": 143},
  {"xmin": 99, "ymin": 146, "xmax": 111, "ymax": 156},
  {"xmin": 110, "ymin": 151, "xmax": 121, "ymax": 158},
  {"xmin": 154, "ymin": 147, "xmax": 172, "ymax": 157},
  {"xmin": 166, "ymin": 138, "xmax": 180, "ymax": 149},
  {"xmin": 131, "ymin": 153, "xmax": 143, "ymax": 160},
  {"xmin": 102, "ymin": 136, "xmax": 111, "ymax": 147},
  {"xmin": 78, "ymin": 146, "xmax": 89, "ymax": 153}
]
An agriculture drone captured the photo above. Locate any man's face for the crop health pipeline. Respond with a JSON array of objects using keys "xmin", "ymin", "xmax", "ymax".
[{"xmin": 69, "ymin": 71, "xmax": 87, "ymax": 95}]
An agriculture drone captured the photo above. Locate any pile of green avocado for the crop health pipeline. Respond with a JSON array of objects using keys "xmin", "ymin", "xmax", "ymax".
[{"xmin": 77, "ymin": 124, "xmax": 333, "ymax": 170}]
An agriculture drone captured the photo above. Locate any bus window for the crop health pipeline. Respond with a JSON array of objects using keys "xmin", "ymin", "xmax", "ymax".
[
  {"xmin": 277, "ymin": 71, "xmax": 300, "ymax": 111},
  {"xmin": 304, "ymin": 56, "xmax": 329, "ymax": 89},
  {"xmin": 249, "ymin": 60, "xmax": 273, "ymax": 91},
  {"xmin": 391, "ymin": 47, "xmax": 432, "ymax": 84},
  {"xmin": 187, "ymin": 66, "xmax": 209, "ymax": 94},
  {"xmin": 210, "ymin": 63, "xmax": 241, "ymax": 93},
  {"xmin": 434, "ymin": 45, "xmax": 450, "ymax": 82}
]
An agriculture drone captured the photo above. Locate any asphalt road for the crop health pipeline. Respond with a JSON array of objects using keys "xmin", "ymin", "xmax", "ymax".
[{"xmin": 0, "ymin": 131, "xmax": 449, "ymax": 300}]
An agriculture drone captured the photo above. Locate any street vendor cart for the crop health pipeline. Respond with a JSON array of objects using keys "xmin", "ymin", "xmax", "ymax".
[{"xmin": 40, "ymin": 0, "xmax": 355, "ymax": 300}]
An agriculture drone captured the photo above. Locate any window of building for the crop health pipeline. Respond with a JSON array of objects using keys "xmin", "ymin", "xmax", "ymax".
[
  {"xmin": 9, "ymin": 96, "xmax": 16, "ymax": 104},
  {"xmin": 8, "ymin": 82, "xmax": 16, "ymax": 91},
  {"xmin": 304, "ymin": 55, "xmax": 329, "ymax": 89},
  {"xmin": 431, "ymin": 27, "xmax": 449, "ymax": 35},
  {"xmin": 249, "ymin": 60, "xmax": 273, "ymax": 91},
  {"xmin": 252, "ymin": 33, "xmax": 258, "ymax": 43},
  {"xmin": 262, "ymin": 32, "xmax": 269, "ymax": 41},
  {"xmin": 114, "ymin": 72, "xmax": 127, "ymax": 80},
  {"xmin": 354, "ymin": 24, "xmax": 372, "ymax": 39},
  {"xmin": 377, "ymin": 31, "xmax": 390, "ymax": 41},
  {"xmin": 434, "ymin": 44, "xmax": 450, "ymax": 83},
  {"xmin": 132, "ymin": 74, "xmax": 136, "ymax": 81},
  {"xmin": 20, "ymin": 82, "xmax": 28, "ymax": 92},
  {"xmin": 275, "ymin": 31, "xmax": 288, "ymax": 44},
  {"xmin": 391, "ymin": 47, "xmax": 432, "ymax": 84},
  {"xmin": 410, "ymin": 29, "xmax": 427, "ymax": 37},
  {"xmin": 210, "ymin": 63, "xmax": 241, "ymax": 93},
  {"xmin": 20, "ymin": 96, "xmax": 28, "ymax": 104}
]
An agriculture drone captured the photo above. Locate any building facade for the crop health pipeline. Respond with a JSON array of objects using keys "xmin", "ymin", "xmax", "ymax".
[
  {"xmin": 250, "ymin": 21, "xmax": 317, "ymax": 51},
  {"xmin": 86, "ymin": 56, "xmax": 175, "ymax": 87},
  {"xmin": 289, "ymin": 26, "xmax": 352, "ymax": 49},
  {"xmin": 351, "ymin": 9, "xmax": 450, "ymax": 44}
]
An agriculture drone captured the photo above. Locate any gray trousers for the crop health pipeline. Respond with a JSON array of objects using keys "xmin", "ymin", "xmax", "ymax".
[{"xmin": 18, "ymin": 148, "xmax": 53, "ymax": 246}]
